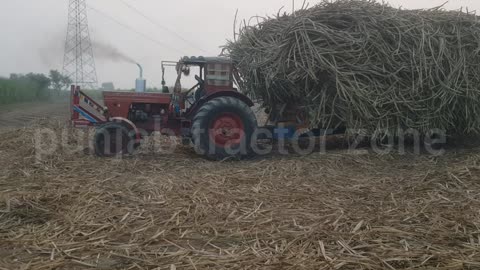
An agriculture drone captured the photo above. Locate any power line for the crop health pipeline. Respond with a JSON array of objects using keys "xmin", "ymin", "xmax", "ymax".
[
  {"xmin": 118, "ymin": 0, "xmax": 208, "ymax": 54},
  {"xmin": 86, "ymin": 4, "xmax": 186, "ymax": 55}
]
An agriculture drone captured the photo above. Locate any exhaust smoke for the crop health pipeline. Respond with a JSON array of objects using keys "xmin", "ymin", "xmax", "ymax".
[
  {"xmin": 92, "ymin": 41, "xmax": 136, "ymax": 64},
  {"xmin": 91, "ymin": 41, "xmax": 146, "ymax": 92}
]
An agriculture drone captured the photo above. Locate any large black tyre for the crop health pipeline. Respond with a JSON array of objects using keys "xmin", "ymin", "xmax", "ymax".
[
  {"xmin": 94, "ymin": 122, "xmax": 137, "ymax": 157},
  {"xmin": 192, "ymin": 96, "xmax": 257, "ymax": 160}
]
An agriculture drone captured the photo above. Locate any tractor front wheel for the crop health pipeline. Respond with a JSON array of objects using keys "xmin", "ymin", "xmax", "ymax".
[
  {"xmin": 192, "ymin": 97, "xmax": 257, "ymax": 160},
  {"xmin": 94, "ymin": 122, "xmax": 137, "ymax": 157}
]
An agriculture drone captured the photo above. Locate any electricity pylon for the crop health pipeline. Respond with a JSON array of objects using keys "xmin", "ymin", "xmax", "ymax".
[{"xmin": 62, "ymin": 0, "xmax": 98, "ymax": 89}]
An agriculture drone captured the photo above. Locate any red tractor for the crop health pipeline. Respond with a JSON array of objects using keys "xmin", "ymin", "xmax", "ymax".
[
  {"xmin": 71, "ymin": 56, "xmax": 259, "ymax": 160},
  {"xmin": 71, "ymin": 56, "xmax": 347, "ymax": 159}
]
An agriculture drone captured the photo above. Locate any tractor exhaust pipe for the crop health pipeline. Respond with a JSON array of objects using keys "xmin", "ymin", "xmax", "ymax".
[
  {"xmin": 135, "ymin": 63, "xmax": 146, "ymax": 93},
  {"xmin": 136, "ymin": 63, "xmax": 143, "ymax": 78}
]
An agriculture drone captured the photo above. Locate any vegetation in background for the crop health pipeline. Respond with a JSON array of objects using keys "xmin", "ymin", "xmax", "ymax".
[
  {"xmin": 49, "ymin": 70, "xmax": 72, "ymax": 96},
  {"xmin": 0, "ymin": 70, "xmax": 71, "ymax": 105},
  {"xmin": 0, "ymin": 69, "xmax": 171, "ymax": 105}
]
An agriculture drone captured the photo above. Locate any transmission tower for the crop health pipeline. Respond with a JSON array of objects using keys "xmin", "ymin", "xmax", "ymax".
[{"xmin": 62, "ymin": 0, "xmax": 98, "ymax": 89}]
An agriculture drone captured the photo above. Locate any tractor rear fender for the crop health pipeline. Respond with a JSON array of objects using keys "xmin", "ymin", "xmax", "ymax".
[
  {"xmin": 109, "ymin": 117, "xmax": 142, "ymax": 142},
  {"xmin": 186, "ymin": 91, "xmax": 254, "ymax": 118}
]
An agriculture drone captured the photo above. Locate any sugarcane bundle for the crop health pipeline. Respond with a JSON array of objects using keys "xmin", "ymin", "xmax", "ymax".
[{"xmin": 225, "ymin": 0, "xmax": 480, "ymax": 136}]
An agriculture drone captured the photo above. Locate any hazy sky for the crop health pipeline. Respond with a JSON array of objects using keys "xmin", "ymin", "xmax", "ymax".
[{"xmin": 0, "ymin": 0, "xmax": 479, "ymax": 89}]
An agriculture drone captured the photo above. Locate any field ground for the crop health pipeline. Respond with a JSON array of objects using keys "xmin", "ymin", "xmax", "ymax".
[
  {"xmin": 0, "ymin": 100, "xmax": 69, "ymax": 132},
  {"xmin": 1, "ymin": 103, "xmax": 480, "ymax": 269}
]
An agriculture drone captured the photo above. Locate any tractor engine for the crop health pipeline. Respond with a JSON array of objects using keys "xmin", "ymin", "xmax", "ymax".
[{"xmin": 127, "ymin": 103, "xmax": 167, "ymax": 123}]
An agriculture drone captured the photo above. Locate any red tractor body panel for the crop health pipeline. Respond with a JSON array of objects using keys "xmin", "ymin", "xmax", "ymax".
[
  {"xmin": 103, "ymin": 91, "xmax": 183, "ymax": 136},
  {"xmin": 103, "ymin": 91, "xmax": 172, "ymax": 119}
]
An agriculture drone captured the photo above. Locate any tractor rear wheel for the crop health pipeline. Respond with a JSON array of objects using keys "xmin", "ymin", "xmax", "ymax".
[
  {"xmin": 94, "ymin": 122, "xmax": 136, "ymax": 157},
  {"xmin": 192, "ymin": 97, "xmax": 257, "ymax": 160}
]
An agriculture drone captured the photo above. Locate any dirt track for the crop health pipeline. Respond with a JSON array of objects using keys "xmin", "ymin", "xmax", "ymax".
[{"xmin": 0, "ymin": 100, "xmax": 68, "ymax": 131}]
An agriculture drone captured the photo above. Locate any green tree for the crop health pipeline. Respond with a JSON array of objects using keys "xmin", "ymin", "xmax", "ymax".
[
  {"xmin": 26, "ymin": 73, "xmax": 50, "ymax": 88},
  {"xmin": 0, "ymin": 73, "xmax": 52, "ymax": 104},
  {"xmin": 49, "ymin": 70, "xmax": 72, "ymax": 96},
  {"xmin": 25, "ymin": 73, "xmax": 51, "ymax": 98}
]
